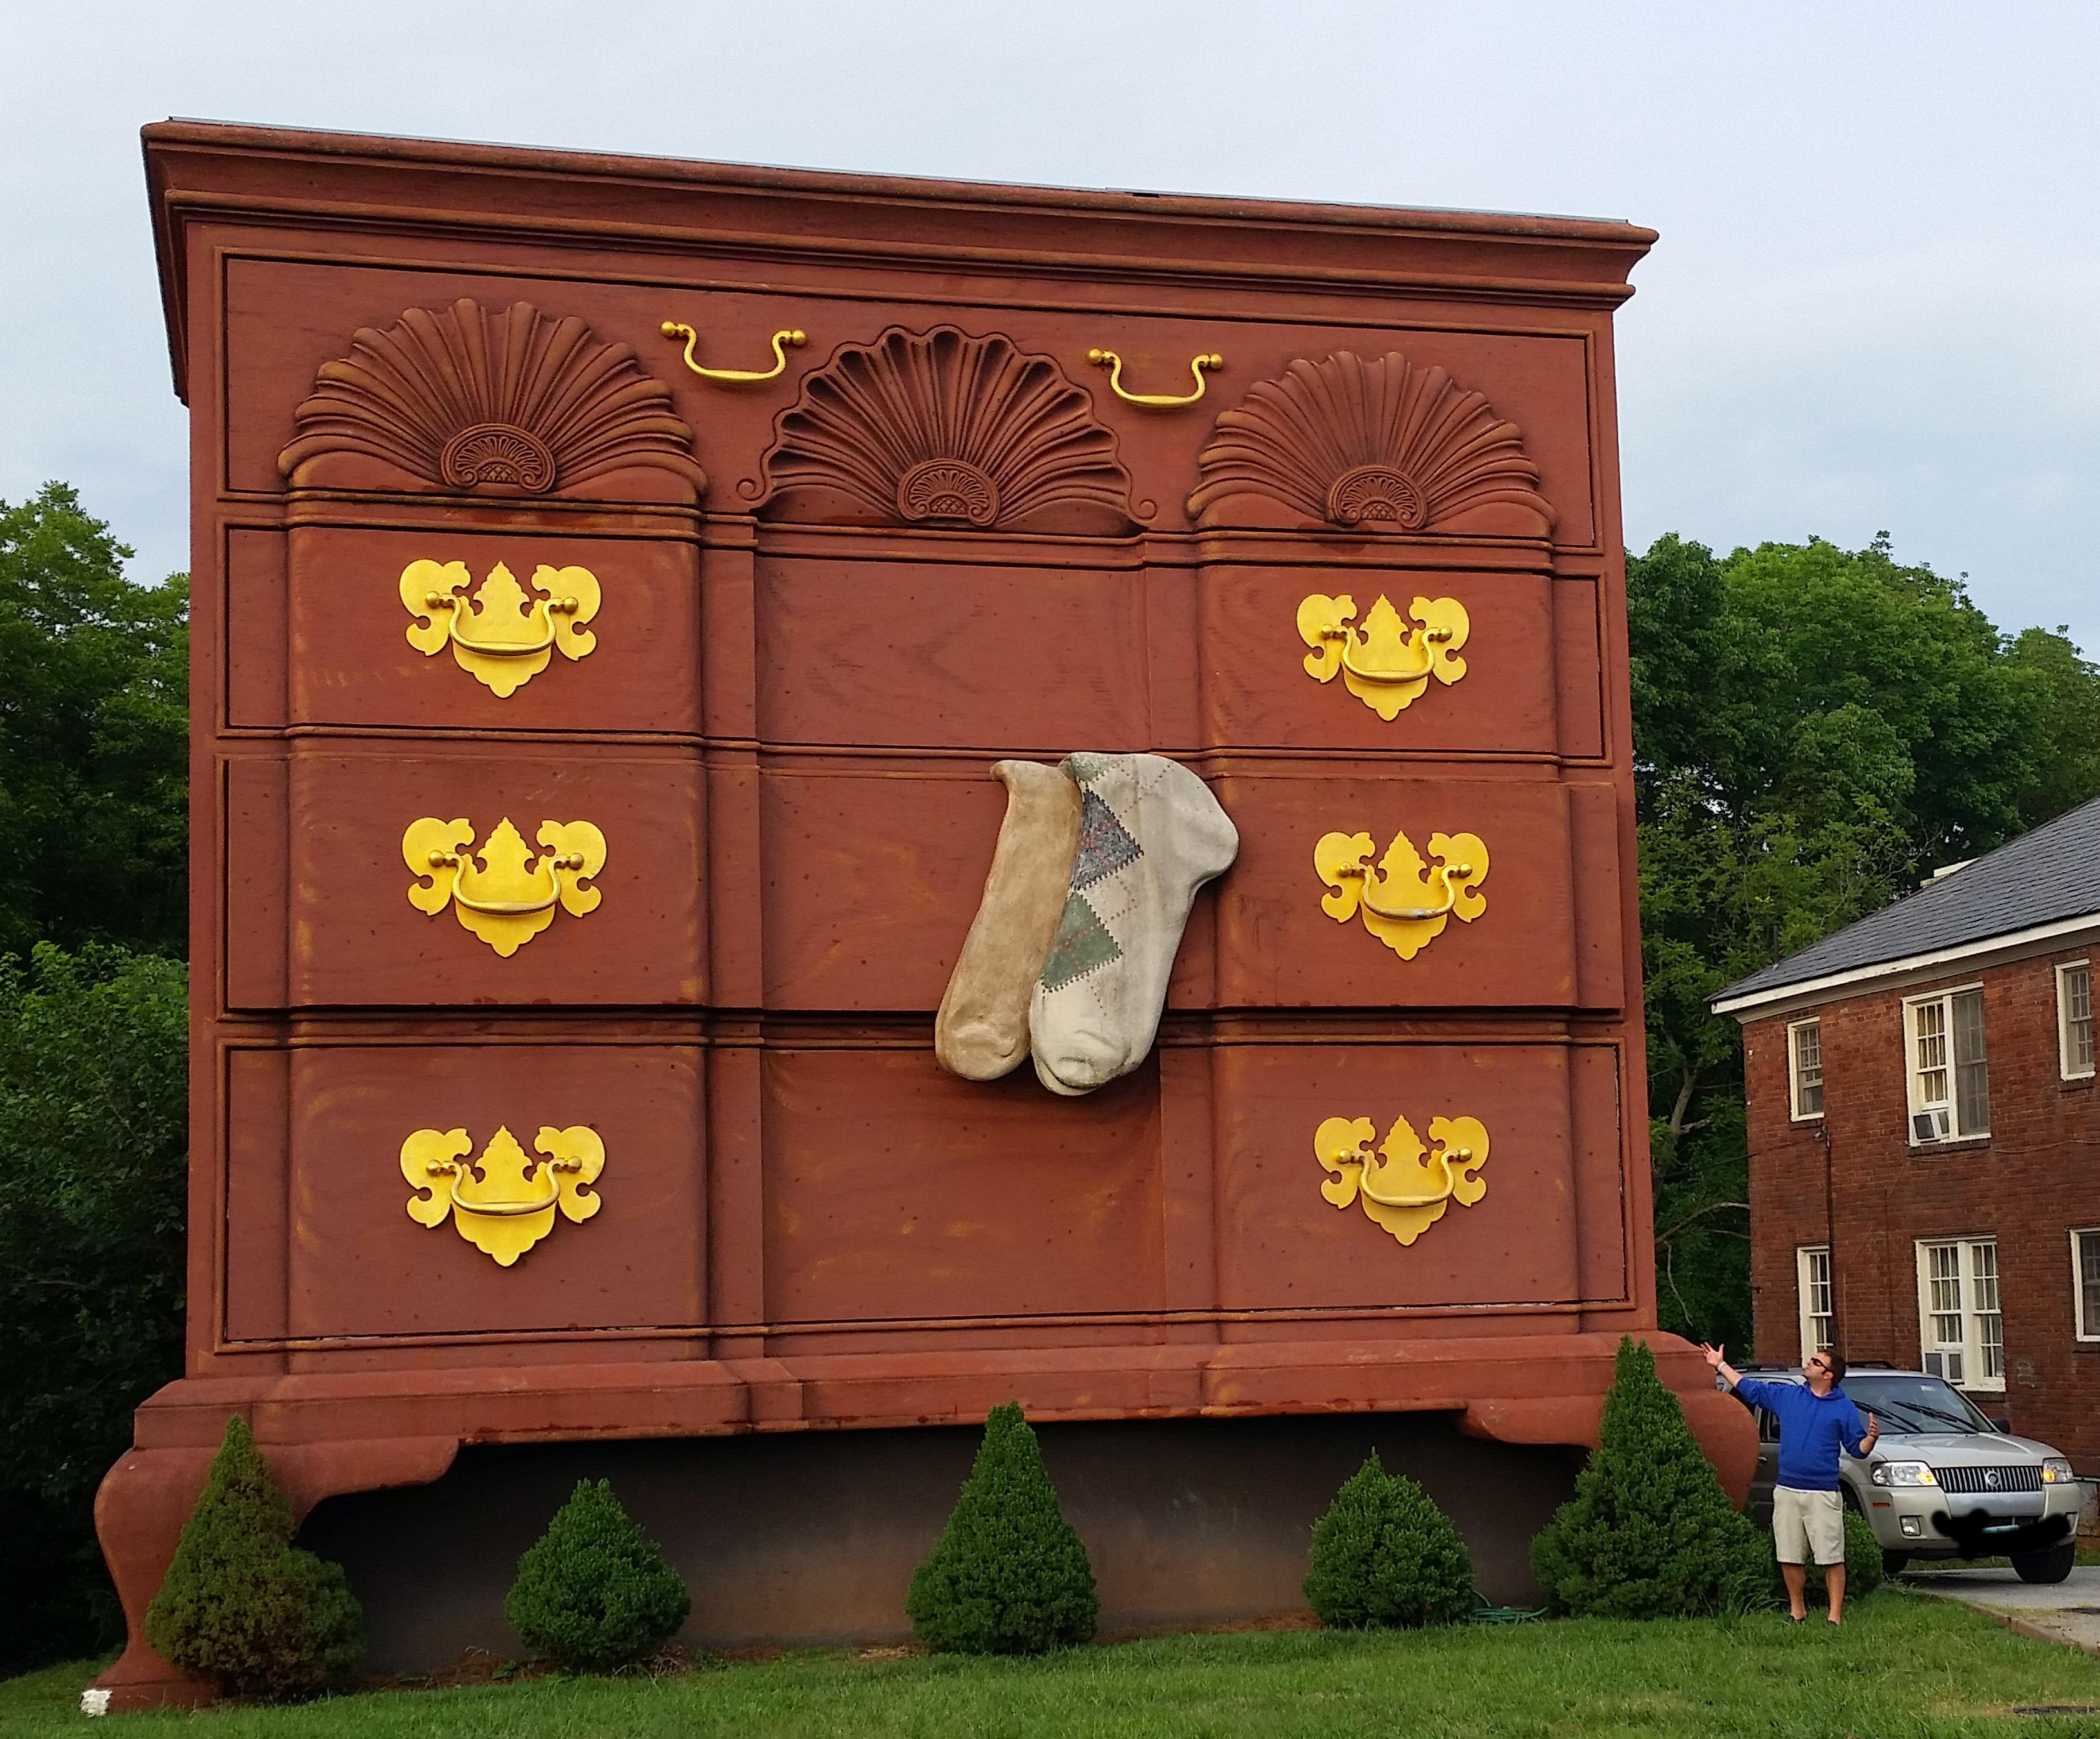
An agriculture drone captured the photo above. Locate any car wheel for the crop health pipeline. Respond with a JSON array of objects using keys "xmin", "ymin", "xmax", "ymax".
[
  {"xmin": 1880, "ymin": 1550, "xmax": 1912, "ymax": 1579},
  {"xmin": 2012, "ymin": 1543, "xmax": 2077, "ymax": 1585}
]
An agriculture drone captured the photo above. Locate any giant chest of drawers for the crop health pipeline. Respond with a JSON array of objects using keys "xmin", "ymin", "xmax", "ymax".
[{"xmin": 110, "ymin": 126, "xmax": 1749, "ymax": 1626}]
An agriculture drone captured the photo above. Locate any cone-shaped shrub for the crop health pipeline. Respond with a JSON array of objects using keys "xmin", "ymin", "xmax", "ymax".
[
  {"xmin": 1530, "ymin": 1337, "xmax": 1773, "ymax": 1618},
  {"xmin": 906, "ymin": 1402, "xmax": 1098, "ymax": 1653},
  {"xmin": 1304, "ymin": 1452, "xmax": 1476, "ymax": 1628},
  {"xmin": 144, "ymin": 1416, "xmax": 364, "ymax": 1699},
  {"xmin": 504, "ymin": 1479, "xmax": 690, "ymax": 1671}
]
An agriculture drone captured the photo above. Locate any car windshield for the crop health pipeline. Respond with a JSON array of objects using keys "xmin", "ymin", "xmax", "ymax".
[{"xmin": 1843, "ymin": 1376, "xmax": 1997, "ymax": 1434}]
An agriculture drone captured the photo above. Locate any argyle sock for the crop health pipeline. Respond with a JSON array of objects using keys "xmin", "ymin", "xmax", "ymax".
[
  {"xmin": 935, "ymin": 760, "xmax": 1083, "ymax": 1081},
  {"xmin": 1029, "ymin": 753, "xmax": 1238, "ymax": 1095}
]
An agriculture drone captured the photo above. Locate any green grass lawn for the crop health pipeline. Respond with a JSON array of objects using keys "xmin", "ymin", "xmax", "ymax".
[{"xmin": 7, "ymin": 1593, "xmax": 2099, "ymax": 1738}]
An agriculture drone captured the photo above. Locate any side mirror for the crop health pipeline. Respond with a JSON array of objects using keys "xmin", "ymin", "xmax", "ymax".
[{"xmin": 1989, "ymin": 1417, "xmax": 2012, "ymax": 1434}]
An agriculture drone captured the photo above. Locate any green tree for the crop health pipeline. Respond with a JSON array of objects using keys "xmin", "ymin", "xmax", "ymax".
[
  {"xmin": 504, "ymin": 1479, "xmax": 691, "ymax": 1671},
  {"xmin": 145, "ymin": 1416, "xmax": 363, "ymax": 1700},
  {"xmin": 906, "ymin": 1403, "xmax": 1098, "ymax": 1654},
  {"xmin": 0, "ymin": 944, "xmax": 188, "ymax": 1669},
  {"xmin": 1304, "ymin": 1452, "xmax": 1475, "ymax": 1629},
  {"xmin": 1530, "ymin": 1338, "xmax": 1773, "ymax": 1618},
  {"xmin": 0, "ymin": 483, "xmax": 189, "ymax": 957},
  {"xmin": 1627, "ymin": 533, "xmax": 2100, "ymax": 1349}
]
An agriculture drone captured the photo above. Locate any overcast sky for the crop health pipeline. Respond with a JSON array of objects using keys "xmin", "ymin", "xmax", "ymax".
[{"xmin": 4, "ymin": 1, "xmax": 2095, "ymax": 652}]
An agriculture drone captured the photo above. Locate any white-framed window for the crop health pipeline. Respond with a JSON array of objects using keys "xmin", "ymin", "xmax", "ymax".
[
  {"xmin": 1788, "ymin": 1018, "xmax": 1824, "ymax": 1119},
  {"xmin": 1797, "ymin": 1244, "xmax": 1834, "ymax": 1361},
  {"xmin": 2073, "ymin": 1229, "xmax": 2100, "ymax": 1343},
  {"xmin": 2059, "ymin": 962, "xmax": 2094, "ymax": 1081},
  {"xmin": 1915, "ymin": 1236, "xmax": 2005, "ymax": 1390},
  {"xmin": 1904, "ymin": 986, "xmax": 1989, "ymax": 1143}
]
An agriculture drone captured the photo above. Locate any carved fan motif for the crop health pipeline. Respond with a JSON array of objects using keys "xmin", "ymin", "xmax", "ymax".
[
  {"xmin": 1188, "ymin": 352, "xmax": 1554, "ymax": 537},
  {"xmin": 278, "ymin": 298, "xmax": 706, "ymax": 502},
  {"xmin": 758, "ymin": 326, "xmax": 1137, "ymax": 533}
]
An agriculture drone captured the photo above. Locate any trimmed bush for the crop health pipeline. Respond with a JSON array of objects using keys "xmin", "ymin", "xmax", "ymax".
[
  {"xmin": 906, "ymin": 1402, "xmax": 1097, "ymax": 1653},
  {"xmin": 1530, "ymin": 1336, "xmax": 1772, "ymax": 1618},
  {"xmin": 1304, "ymin": 1452, "xmax": 1475, "ymax": 1629},
  {"xmin": 504, "ymin": 1479, "xmax": 690, "ymax": 1671},
  {"xmin": 144, "ymin": 1416, "xmax": 363, "ymax": 1700}
]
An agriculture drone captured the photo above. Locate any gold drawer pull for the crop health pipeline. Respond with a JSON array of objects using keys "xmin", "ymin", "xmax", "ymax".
[
  {"xmin": 1087, "ymin": 347, "xmax": 1222, "ymax": 407},
  {"xmin": 662, "ymin": 320, "xmax": 807, "ymax": 383}
]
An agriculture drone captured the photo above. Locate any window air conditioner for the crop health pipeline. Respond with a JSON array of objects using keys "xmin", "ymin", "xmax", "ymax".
[{"xmin": 1913, "ymin": 1107, "xmax": 1951, "ymax": 1142}]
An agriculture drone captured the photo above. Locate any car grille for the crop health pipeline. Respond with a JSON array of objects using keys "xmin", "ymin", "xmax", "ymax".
[{"xmin": 1931, "ymin": 1465, "xmax": 2042, "ymax": 1494}]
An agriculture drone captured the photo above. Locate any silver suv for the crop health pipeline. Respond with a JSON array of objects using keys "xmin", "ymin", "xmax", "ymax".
[{"xmin": 1731, "ymin": 1365, "xmax": 2086, "ymax": 1582}]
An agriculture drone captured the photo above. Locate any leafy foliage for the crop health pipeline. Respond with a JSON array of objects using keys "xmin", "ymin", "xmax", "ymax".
[
  {"xmin": 0, "ymin": 943, "xmax": 187, "ymax": 1669},
  {"xmin": 0, "ymin": 483, "xmax": 189, "ymax": 957},
  {"xmin": 1628, "ymin": 533, "xmax": 2100, "ymax": 1349},
  {"xmin": 1531, "ymin": 1338, "xmax": 1772, "ymax": 1617},
  {"xmin": 1304, "ymin": 1452, "xmax": 1475, "ymax": 1629},
  {"xmin": 907, "ymin": 1403, "xmax": 1098, "ymax": 1654},
  {"xmin": 504, "ymin": 1479, "xmax": 691, "ymax": 1671},
  {"xmin": 144, "ymin": 1417, "xmax": 364, "ymax": 1699}
]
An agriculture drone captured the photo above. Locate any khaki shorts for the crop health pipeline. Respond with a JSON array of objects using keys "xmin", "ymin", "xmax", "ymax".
[{"xmin": 1773, "ymin": 1485, "xmax": 1846, "ymax": 1566}]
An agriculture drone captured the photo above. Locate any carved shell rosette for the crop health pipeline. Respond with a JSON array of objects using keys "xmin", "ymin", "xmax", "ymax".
[
  {"xmin": 278, "ymin": 298, "xmax": 707, "ymax": 503},
  {"xmin": 1188, "ymin": 352, "xmax": 1554, "ymax": 538},
  {"xmin": 758, "ymin": 326, "xmax": 1138, "ymax": 533}
]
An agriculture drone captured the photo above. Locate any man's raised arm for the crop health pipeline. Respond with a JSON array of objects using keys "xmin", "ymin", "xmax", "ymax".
[{"xmin": 1700, "ymin": 1342, "xmax": 1744, "ymax": 1390}]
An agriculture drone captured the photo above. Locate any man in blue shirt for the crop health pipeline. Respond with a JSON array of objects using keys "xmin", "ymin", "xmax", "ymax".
[{"xmin": 1703, "ymin": 1342, "xmax": 1880, "ymax": 1624}]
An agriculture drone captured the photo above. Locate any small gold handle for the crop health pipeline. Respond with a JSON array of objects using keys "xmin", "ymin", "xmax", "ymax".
[
  {"xmin": 1087, "ymin": 347, "xmax": 1223, "ymax": 407},
  {"xmin": 1334, "ymin": 625, "xmax": 1451, "ymax": 686},
  {"xmin": 662, "ymin": 321, "xmax": 806, "ymax": 383},
  {"xmin": 425, "ymin": 850, "xmax": 586, "ymax": 916},
  {"xmin": 1342, "ymin": 860, "xmax": 1473, "ymax": 923},
  {"xmin": 426, "ymin": 593, "xmax": 580, "ymax": 658},
  {"xmin": 438, "ymin": 1163, "xmax": 559, "ymax": 1218}
]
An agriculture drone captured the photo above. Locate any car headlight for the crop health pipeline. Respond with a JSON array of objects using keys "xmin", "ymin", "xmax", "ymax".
[
  {"xmin": 2042, "ymin": 1458, "xmax": 2076, "ymax": 1484},
  {"xmin": 1871, "ymin": 1461, "xmax": 1938, "ymax": 1487}
]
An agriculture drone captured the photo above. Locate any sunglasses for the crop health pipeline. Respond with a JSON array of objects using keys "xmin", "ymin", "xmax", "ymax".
[{"xmin": 1806, "ymin": 1357, "xmax": 1831, "ymax": 1371}]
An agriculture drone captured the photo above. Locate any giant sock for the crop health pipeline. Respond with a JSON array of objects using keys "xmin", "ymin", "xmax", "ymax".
[
  {"xmin": 934, "ymin": 759, "xmax": 1083, "ymax": 1081},
  {"xmin": 1030, "ymin": 753, "xmax": 1238, "ymax": 1095}
]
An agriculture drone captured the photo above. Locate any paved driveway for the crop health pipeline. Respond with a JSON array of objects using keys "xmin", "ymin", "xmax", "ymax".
[{"xmin": 1905, "ymin": 1565, "xmax": 2100, "ymax": 1652}]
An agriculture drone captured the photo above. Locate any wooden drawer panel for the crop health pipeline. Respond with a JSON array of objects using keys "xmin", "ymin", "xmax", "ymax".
[
  {"xmin": 230, "ymin": 526, "xmax": 701, "ymax": 733},
  {"xmin": 756, "ymin": 553, "xmax": 1149, "ymax": 751},
  {"xmin": 222, "ymin": 1041, "xmax": 705, "ymax": 1341},
  {"xmin": 759, "ymin": 1047, "xmax": 1165, "ymax": 1324},
  {"xmin": 1196, "ymin": 564, "xmax": 1564, "ymax": 756},
  {"xmin": 1212, "ymin": 772, "xmax": 1625, "ymax": 1012},
  {"xmin": 1212, "ymin": 1041, "xmax": 1605, "ymax": 1311},
  {"xmin": 227, "ymin": 744, "xmax": 705, "ymax": 1008}
]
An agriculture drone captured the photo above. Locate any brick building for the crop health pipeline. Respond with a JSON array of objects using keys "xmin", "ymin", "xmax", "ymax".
[{"xmin": 1713, "ymin": 796, "xmax": 2100, "ymax": 1473}]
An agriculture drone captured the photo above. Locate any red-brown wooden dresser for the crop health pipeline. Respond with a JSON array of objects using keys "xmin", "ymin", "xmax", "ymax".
[{"xmin": 94, "ymin": 121, "xmax": 1753, "ymax": 1706}]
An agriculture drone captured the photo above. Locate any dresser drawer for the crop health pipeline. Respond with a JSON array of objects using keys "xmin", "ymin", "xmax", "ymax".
[
  {"xmin": 224, "ymin": 744, "xmax": 705, "ymax": 1008},
  {"xmin": 222, "ymin": 1040, "xmax": 705, "ymax": 1342},
  {"xmin": 1212, "ymin": 1039, "xmax": 1624, "ymax": 1312},
  {"xmin": 226, "ymin": 524, "xmax": 701, "ymax": 733}
]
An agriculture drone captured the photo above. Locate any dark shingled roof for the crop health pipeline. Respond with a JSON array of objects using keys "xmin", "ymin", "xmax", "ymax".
[{"xmin": 1714, "ymin": 792, "xmax": 2100, "ymax": 1006}]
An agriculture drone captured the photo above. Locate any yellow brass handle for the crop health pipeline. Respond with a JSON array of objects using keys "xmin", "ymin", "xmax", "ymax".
[
  {"xmin": 429, "ymin": 1155, "xmax": 581, "ymax": 1218},
  {"xmin": 1345, "ymin": 861, "xmax": 1473, "ymax": 923},
  {"xmin": 661, "ymin": 321, "xmax": 806, "ymax": 383},
  {"xmin": 426, "ymin": 592, "xmax": 579, "ymax": 658},
  {"xmin": 1358, "ymin": 1168, "xmax": 1452, "ymax": 1209},
  {"xmin": 1087, "ymin": 347, "xmax": 1223, "ymax": 407},
  {"xmin": 426, "ymin": 850, "xmax": 586, "ymax": 916},
  {"xmin": 1332, "ymin": 624, "xmax": 1453, "ymax": 685},
  {"xmin": 1358, "ymin": 1144, "xmax": 1475, "ymax": 1209}
]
